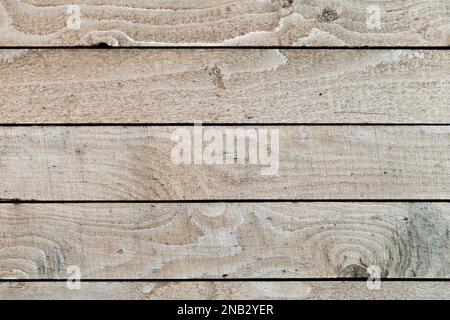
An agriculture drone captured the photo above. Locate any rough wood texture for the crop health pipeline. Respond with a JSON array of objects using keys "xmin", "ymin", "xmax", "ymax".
[
  {"xmin": 0, "ymin": 203, "xmax": 449, "ymax": 279},
  {"xmin": 0, "ymin": 0, "xmax": 448, "ymax": 46},
  {"xmin": 1, "ymin": 49, "xmax": 449, "ymax": 124},
  {"xmin": 1, "ymin": 281, "xmax": 449, "ymax": 300},
  {"xmin": 0, "ymin": 126, "xmax": 449, "ymax": 200}
]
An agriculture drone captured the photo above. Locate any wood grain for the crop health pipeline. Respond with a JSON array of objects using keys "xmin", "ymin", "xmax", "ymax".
[
  {"xmin": 1, "ymin": 281, "xmax": 449, "ymax": 300},
  {"xmin": 0, "ymin": 0, "xmax": 448, "ymax": 46},
  {"xmin": 0, "ymin": 203, "xmax": 449, "ymax": 279},
  {"xmin": 0, "ymin": 126, "xmax": 449, "ymax": 200},
  {"xmin": 1, "ymin": 49, "xmax": 449, "ymax": 124}
]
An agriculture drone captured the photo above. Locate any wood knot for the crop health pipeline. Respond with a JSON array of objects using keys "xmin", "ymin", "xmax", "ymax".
[
  {"xmin": 211, "ymin": 66, "xmax": 222, "ymax": 77},
  {"xmin": 320, "ymin": 8, "xmax": 338, "ymax": 22},
  {"xmin": 339, "ymin": 264, "xmax": 369, "ymax": 278},
  {"xmin": 209, "ymin": 66, "xmax": 225, "ymax": 90},
  {"xmin": 273, "ymin": 0, "xmax": 294, "ymax": 8}
]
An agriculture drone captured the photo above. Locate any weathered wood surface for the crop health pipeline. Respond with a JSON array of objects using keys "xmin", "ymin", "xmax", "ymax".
[
  {"xmin": 0, "ymin": 126, "xmax": 449, "ymax": 200},
  {"xmin": 1, "ymin": 281, "xmax": 449, "ymax": 300},
  {"xmin": 1, "ymin": 49, "xmax": 449, "ymax": 124},
  {"xmin": 0, "ymin": 0, "xmax": 448, "ymax": 46},
  {"xmin": 0, "ymin": 203, "xmax": 449, "ymax": 279}
]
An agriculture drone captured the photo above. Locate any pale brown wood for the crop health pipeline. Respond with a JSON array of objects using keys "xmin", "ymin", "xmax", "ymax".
[
  {"xmin": 1, "ymin": 49, "xmax": 449, "ymax": 123},
  {"xmin": 0, "ymin": 203, "xmax": 449, "ymax": 279},
  {"xmin": 0, "ymin": 0, "xmax": 448, "ymax": 46},
  {"xmin": 0, "ymin": 126, "xmax": 449, "ymax": 200},
  {"xmin": 1, "ymin": 281, "xmax": 449, "ymax": 300}
]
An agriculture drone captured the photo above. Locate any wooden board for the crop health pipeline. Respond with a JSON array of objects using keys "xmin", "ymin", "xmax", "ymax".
[
  {"xmin": 0, "ymin": 203, "xmax": 449, "ymax": 279},
  {"xmin": 1, "ymin": 281, "xmax": 449, "ymax": 300},
  {"xmin": 0, "ymin": 0, "xmax": 448, "ymax": 47},
  {"xmin": 0, "ymin": 126, "xmax": 449, "ymax": 200},
  {"xmin": 1, "ymin": 49, "xmax": 449, "ymax": 124}
]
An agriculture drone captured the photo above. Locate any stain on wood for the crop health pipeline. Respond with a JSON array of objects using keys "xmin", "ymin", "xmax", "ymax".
[
  {"xmin": 0, "ymin": 49, "xmax": 449, "ymax": 123},
  {"xmin": 0, "ymin": 0, "xmax": 448, "ymax": 46},
  {"xmin": 0, "ymin": 203, "xmax": 449, "ymax": 279}
]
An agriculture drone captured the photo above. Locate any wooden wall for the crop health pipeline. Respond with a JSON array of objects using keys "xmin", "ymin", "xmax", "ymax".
[{"xmin": 0, "ymin": 0, "xmax": 449, "ymax": 300}]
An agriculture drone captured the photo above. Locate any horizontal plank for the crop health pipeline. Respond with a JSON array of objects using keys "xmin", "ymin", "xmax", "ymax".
[
  {"xmin": 0, "ymin": 126, "xmax": 449, "ymax": 200},
  {"xmin": 0, "ymin": 203, "xmax": 449, "ymax": 279},
  {"xmin": 0, "ymin": 0, "xmax": 448, "ymax": 46},
  {"xmin": 1, "ymin": 49, "xmax": 449, "ymax": 123},
  {"xmin": 1, "ymin": 281, "xmax": 449, "ymax": 300}
]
